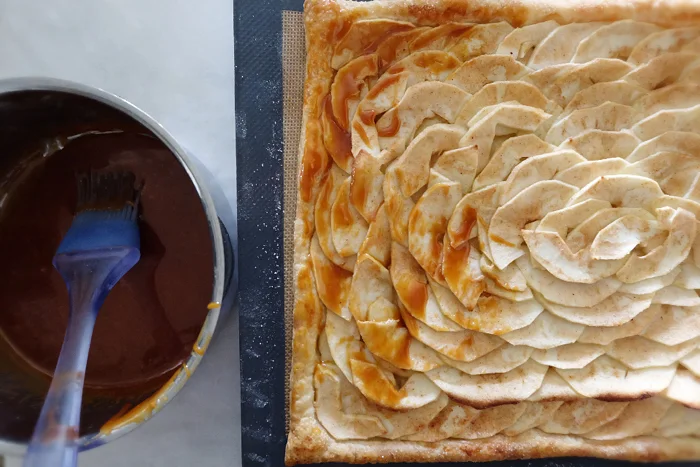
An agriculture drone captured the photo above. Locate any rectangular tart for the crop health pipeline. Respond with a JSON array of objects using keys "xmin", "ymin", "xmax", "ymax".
[{"xmin": 287, "ymin": 0, "xmax": 700, "ymax": 464}]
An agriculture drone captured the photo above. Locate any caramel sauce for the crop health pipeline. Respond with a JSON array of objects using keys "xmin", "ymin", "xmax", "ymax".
[
  {"xmin": 481, "ymin": 267, "xmax": 508, "ymax": 290},
  {"xmin": 0, "ymin": 132, "xmax": 212, "ymax": 392},
  {"xmin": 362, "ymin": 24, "xmax": 415, "ymax": 55},
  {"xmin": 331, "ymin": 18, "xmax": 351, "ymax": 43},
  {"xmin": 360, "ymin": 322, "xmax": 411, "ymax": 369},
  {"xmin": 334, "ymin": 55, "xmax": 378, "ymax": 129},
  {"xmin": 432, "ymin": 223, "xmax": 449, "ymax": 282},
  {"xmin": 338, "ymin": 335, "xmax": 355, "ymax": 346},
  {"xmin": 413, "ymin": 52, "xmax": 459, "ymax": 75},
  {"xmin": 456, "ymin": 334, "xmax": 475, "ymax": 358},
  {"xmin": 375, "ymin": 28, "xmax": 427, "ymax": 70},
  {"xmin": 322, "ymin": 96, "xmax": 352, "ymax": 171},
  {"xmin": 450, "ymin": 205, "xmax": 477, "ymax": 248},
  {"xmin": 430, "ymin": 221, "xmax": 448, "ymax": 262},
  {"xmin": 317, "ymin": 260, "xmax": 351, "ymax": 315},
  {"xmin": 395, "ymin": 331, "xmax": 412, "ymax": 369},
  {"xmin": 398, "ymin": 277, "xmax": 428, "ymax": 320},
  {"xmin": 386, "ymin": 65, "xmax": 405, "ymax": 74},
  {"xmin": 409, "ymin": 24, "xmax": 472, "ymax": 51},
  {"xmin": 350, "ymin": 160, "xmax": 370, "ymax": 215},
  {"xmin": 408, "ymin": 201, "xmax": 447, "ymax": 281},
  {"xmin": 377, "ymin": 111, "xmax": 401, "ymax": 138},
  {"xmin": 359, "ymin": 109, "xmax": 376, "ymax": 126},
  {"xmin": 360, "ymin": 206, "xmax": 391, "ymax": 267},
  {"xmin": 331, "ymin": 182, "xmax": 355, "ymax": 229},
  {"xmin": 99, "ymin": 365, "xmax": 183, "ymax": 435},
  {"xmin": 475, "ymin": 295, "xmax": 511, "ymax": 335},
  {"xmin": 351, "ymin": 360, "xmax": 403, "ymax": 408},
  {"xmin": 315, "ymin": 365, "xmax": 327, "ymax": 385},
  {"xmin": 348, "ymin": 344, "xmax": 374, "ymax": 372},
  {"xmin": 489, "ymin": 233, "xmax": 516, "ymax": 247},
  {"xmin": 315, "ymin": 173, "xmax": 334, "ymax": 239},
  {"xmin": 384, "ymin": 188, "xmax": 403, "ymax": 242},
  {"xmin": 366, "ymin": 74, "xmax": 403, "ymax": 100},
  {"xmin": 447, "ymin": 24, "xmax": 474, "ymax": 39},
  {"xmin": 398, "ymin": 301, "xmax": 419, "ymax": 336},
  {"xmin": 443, "ymin": 242, "xmax": 470, "ymax": 289},
  {"xmin": 353, "ymin": 120, "xmax": 371, "ymax": 146},
  {"xmin": 443, "ymin": 205, "xmax": 484, "ymax": 310},
  {"xmin": 99, "ymin": 403, "xmax": 132, "ymax": 434},
  {"xmin": 443, "ymin": 241, "xmax": 486, "ymax": 312},
  {"xmin": 192, "ymin": 334, "xmax": 211, "ymax": 357},
  {"xmin": 300, "ymin": 146, "xmax": 327, "ymax": 203},
  {"xmin": 294, "ymin": 267, "xmax": 318, "ymax": 329}
]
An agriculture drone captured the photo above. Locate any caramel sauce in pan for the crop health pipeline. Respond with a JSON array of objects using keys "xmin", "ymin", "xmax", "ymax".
[{"xmin": 0, "ymin": 132, "xmax": 213, "ymax": 393}]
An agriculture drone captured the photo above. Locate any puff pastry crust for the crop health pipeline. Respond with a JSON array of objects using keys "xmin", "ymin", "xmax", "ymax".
[{"xmin": 287, "ymin": 0, "xmax": 700, "ymax": 464}]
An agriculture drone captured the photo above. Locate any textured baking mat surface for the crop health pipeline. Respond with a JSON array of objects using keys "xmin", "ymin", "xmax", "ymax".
[
  {"xmin": 236, "ymin": 1, "xmax": 302, "ymax": 466},
  {"xmin": 237, "ymin": 2, "xmax": 695, "ymax": 466}
]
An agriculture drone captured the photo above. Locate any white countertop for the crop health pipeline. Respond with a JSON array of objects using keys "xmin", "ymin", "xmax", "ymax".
[{"xmin": 0, "ymin": 0, "xmax": 240, "ymax": 465}]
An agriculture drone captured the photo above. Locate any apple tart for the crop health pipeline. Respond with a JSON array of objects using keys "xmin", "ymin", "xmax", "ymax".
[{"xmin": 287, "ymin": 0, "xmax": 700, "ymax": 464}]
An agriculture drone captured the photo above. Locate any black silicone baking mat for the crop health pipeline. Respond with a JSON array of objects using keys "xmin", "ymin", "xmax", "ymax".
[
  {"xmin": 236, "ymin": 1, "xmax": 301, "ymax": 466},
  {"xmin": 234, "ymin": 1, "xmax": 695, "ymax": 466}
]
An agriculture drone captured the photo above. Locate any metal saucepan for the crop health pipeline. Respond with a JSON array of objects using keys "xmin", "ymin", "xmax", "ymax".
[{"xmin": 0, "ymin": 77, "xmax": 235, "ymax": 455}]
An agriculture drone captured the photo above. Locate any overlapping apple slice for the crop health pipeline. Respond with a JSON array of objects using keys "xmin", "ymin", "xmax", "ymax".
[
  {"xmin": 633, "ymin": 104, "xmax": 700, "ymax": 140},
  {"xmin": 460, "ymin": 103, "xmax": 551, "ymax": 171},
  {"xmin": 456, "ymin": 81, "xmax": 558, "ymax": 125},
  {"xmin": 426, "ymin": 360, "xmax": 548, "ymax": 408},
  {"xmin": 528, "ymin": 23, "xmax": 606, "ymax": 69},
  {"xmin": 496, "ymin": 21, "xmax": 559, "ymax": 62},
  {"xmin": 546, "ymin": 102, "xmax": 638, "ymax": 145},
  {"xmin": 543, "ymin": 59, "xmax": 635, "ymax": 106},
  {"xmin": 627, "ymin": 131, "xmax": 700, "ymax": 163},
  {"xmin": 446, "ymin": 55, "xmax": 530, "ymax": 93},
  {"xmin": 560, "ymin": 129, "xmax": 641, "ymax": 160},
  {"xmin": 628, "ymin": 27, "xmax": 700, "ymax": 64},
  {"xmin": 572, "ymin": 20, "xmax": 662, "ymax": 63},
  {"xmin": 489, "ymin": 180, "xmax": 577, "ymax": 269},
  {"xmin": 624, "ymin": 52, "xmax": 700, "ymax": 90},
  {"xmin": 376, "ymin": 82, "xmax": 470, "ymax": 159}
]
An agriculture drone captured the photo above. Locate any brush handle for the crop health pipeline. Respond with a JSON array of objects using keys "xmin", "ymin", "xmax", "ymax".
[{"xmin": 24, "ymin": 256, "xmax": 123, "ymax": 467}]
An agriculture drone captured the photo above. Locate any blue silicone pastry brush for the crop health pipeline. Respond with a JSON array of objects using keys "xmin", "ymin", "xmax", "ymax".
[{"xmin": 24, "ymin": 171, "xmax": 141, "ymax": 467}]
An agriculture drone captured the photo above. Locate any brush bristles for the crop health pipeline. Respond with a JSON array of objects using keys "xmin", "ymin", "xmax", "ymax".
[{"xmin": 76, "ymin": 171, "xmax": 141, "ymax": 221}]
